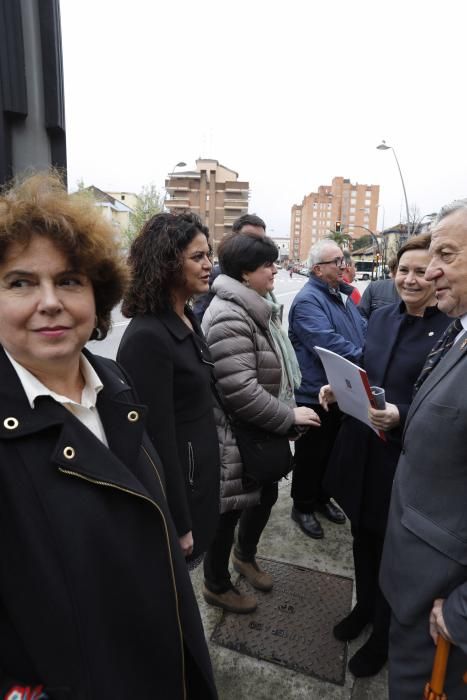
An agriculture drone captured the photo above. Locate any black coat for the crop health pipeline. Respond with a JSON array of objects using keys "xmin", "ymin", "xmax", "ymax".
[
  {"xmin": 117, "ymin": 309, "xmax": 220, "ymax": 560},
  {"xmin": 0, "ymin": 348, "xmax": 217, "ymax": 699},
  {"xmin": 324, "ymin": 302, "xmax": 450, "ymax": 535}
]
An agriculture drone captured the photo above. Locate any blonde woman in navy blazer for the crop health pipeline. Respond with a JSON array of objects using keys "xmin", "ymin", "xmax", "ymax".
[{"xmin": 322, "ymin": 233, "xmax": 449, "ymax": 679}]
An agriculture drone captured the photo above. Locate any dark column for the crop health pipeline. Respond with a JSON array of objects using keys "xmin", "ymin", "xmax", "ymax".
[{"xmin": 0, "ymin": 0, "xmax": 66, "ymax": 186}]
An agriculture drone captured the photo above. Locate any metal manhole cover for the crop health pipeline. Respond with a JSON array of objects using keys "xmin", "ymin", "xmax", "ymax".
[{"xmin": 211, "ymin": 557, "xmax": 353, "ymax": 685}]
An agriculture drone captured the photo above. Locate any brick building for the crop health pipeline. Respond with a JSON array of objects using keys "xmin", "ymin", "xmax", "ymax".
[
  {"xmin": 290, "ymin": 177, "xmax": 380, "ymax": 262},
  {"xmin": 165, "ymin": 159, "xmax": 249, "ymax": 249}
]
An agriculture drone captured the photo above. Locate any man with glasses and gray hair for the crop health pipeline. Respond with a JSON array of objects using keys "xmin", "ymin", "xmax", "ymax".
[{"xmin": 288, "ymin": 239, "xmax": 367, "ymax": 539}]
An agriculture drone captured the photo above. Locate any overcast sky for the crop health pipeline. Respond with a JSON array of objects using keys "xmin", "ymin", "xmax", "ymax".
[{"xmin": 60, "ymin": 0, "xmax": 467, "ymax": 237}]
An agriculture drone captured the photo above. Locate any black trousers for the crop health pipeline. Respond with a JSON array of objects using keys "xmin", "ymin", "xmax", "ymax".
[
  {"xmin": 291, "ymin": 403, "xmax": 342, "ymax": 512},
  {"xmin": 203, "ymin": 481, "xmax": 279, "ymax": 593},
  {"xmin": 352, "ymin": 525, "xmax": 390, "ymax": 648}
]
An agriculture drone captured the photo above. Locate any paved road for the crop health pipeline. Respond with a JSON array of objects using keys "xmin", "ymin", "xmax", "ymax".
[{"xmin": 88, "ymin": 270, "xmax": 369, "ymax": 360}]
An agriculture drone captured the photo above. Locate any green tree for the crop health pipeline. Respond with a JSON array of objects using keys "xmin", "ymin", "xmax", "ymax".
[
  {"xmin": 352, "ymin": 234, "xmax": 373, "ymax": 251},
  {"xmin": 326, "ymin": 229, "xmax": 352, "ymax": 248},
  {"xmin": 124, "ymin": 183, "xmax": 164, "ymax": 246}
]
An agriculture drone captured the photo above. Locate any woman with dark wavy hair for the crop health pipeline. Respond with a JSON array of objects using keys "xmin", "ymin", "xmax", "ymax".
[{"xmin": 118, "ymin": 212, "xmax": 220, "ymax": 567}]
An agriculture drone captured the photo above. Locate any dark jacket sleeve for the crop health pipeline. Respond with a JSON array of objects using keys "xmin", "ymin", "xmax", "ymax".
[
  {"xmin": 117, "ymin": 325, "xmax": 192, "ymax": 537},
  {"xmin": 358, "ymin": 285, "xmax": 372, "ymax": 319},
  {"xmin": 443, "ymin": 583, "xmax": 467, "ymax": 654},
  {"xmin": 292, "ymin": 296, "xmax": 364, "ymax": 363},
  {"xmin": 395, "ymin": 403, "xmax": 410, "ymax": 428}
]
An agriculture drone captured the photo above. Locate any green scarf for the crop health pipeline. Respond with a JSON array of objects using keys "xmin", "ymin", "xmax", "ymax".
[{"xmin": 265, "ymin": 293, "xmax": 302, "ymax": 404}]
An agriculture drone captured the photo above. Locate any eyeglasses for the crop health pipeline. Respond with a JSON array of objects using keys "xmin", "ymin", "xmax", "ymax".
[{"xmin": 316, "ymin": 257, "xmax": 346, "ymax": 267}]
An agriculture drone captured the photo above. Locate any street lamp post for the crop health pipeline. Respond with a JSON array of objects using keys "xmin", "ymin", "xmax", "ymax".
[
  {"xmin": 376, "ymin": 140, "xmax": 411, "ymax": 236},
  {"xmin": 164, "ymin": 161, "xmax": 187, "ymax": 209}
]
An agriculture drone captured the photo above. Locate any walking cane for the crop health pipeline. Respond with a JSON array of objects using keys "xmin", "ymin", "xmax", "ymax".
[{"xmin": 423, "ymin": 636, "xmax": 451, "ymax": 700}]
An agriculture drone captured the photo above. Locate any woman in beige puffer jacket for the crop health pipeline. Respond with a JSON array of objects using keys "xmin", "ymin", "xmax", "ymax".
[{"xmin": 201, "ymin": 229, "xmax": 320, "ymax": 614}]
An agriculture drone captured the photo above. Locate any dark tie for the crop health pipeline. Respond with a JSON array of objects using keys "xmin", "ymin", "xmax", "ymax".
[{"xmin": 413, "ymin": 318, "xmax": 463, "ymax": 396}]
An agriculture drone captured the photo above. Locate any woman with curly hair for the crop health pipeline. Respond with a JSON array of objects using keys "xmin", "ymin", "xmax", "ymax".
[
  {"xmin": 117, "ymin": 212, "xmax": 220, "ymax": 567},
  {"xmin": 0, "ymin": 174, "xmax": 217, "ymax": 698}
]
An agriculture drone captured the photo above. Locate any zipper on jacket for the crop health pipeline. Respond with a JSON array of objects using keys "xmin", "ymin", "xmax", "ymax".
[
  {"xmin": 187, "ymin": 442, "xmax": 195, "ymax": 487},
  {"xmin": 58, "ymin": 467, "xmax": 187, "ymax": 700},
  {"xmin": 142, "ymin": 445, "xmax": 166, "ymax": 499}
]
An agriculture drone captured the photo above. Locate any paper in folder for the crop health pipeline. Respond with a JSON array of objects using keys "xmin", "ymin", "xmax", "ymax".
[{"xmin": 314, "ymin": 346, "xmax": 385, "ymax": 440}]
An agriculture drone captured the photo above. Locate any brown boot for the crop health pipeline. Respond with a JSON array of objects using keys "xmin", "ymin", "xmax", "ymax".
[
  {"xmin": 202, "ymin": 583, "xmax": 257, "ymax": 613},
  {"xmin": 232, "ymin": 553, "xmax": 273, "ymax": 592}
]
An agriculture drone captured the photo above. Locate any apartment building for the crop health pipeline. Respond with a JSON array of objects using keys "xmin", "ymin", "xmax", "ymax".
[
  {"xmin": 290, "ymin": 177, "xmax": 380, "ymax": 261},
  {"xmin": 290, "ymin": 204, "xmax": 303, "ymax": 262},
  {"xmin": 165, "ymin": 158, "xmax": 249, "ymax": 248},
  {"xmin": 107, "ymin": 191, "xmax": 141, "ymax": 212},
  {"xmin": 81, "ymin": 186, "xmax": 137, "ymax": 235}
]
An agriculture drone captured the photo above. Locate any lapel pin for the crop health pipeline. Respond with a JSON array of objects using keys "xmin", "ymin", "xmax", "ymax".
[
  {"xmin": 460, "ymin": 338, "xmax": 467, "ymax": 350},
  {"xmin": 428, "ymin": 331, "xmax": 434, "ymax": 336}
]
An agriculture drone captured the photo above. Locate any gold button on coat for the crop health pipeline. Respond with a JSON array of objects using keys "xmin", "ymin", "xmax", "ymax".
[
  {"xmin": 3, "ymin": 417, "xmax": 19, "ymax": 430},
  {"xmin": 127, "ymin": 410, "xmax": 139, "ymax": 422},
  {"xmin": 63, "ymin": 446, "xmax": 75, "ymax": 459}
]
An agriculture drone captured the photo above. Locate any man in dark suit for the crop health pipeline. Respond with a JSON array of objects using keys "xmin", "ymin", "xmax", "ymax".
[
  {"xmin": 380, "ymin": 200, "xmax": 467, "ymax": 699},
  {"xmin": 358, "ymin": 255, "xmax": 399, "ymax": 319}
]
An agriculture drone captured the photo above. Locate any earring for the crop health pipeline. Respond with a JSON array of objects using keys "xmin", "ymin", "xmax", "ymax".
[{"xmin": 92, "ymin": 316, "xmax": 103, "ymax": 341}]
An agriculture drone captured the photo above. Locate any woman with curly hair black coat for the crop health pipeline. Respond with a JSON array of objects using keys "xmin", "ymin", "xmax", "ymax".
[
  {"xmin": 117, "ymin": 212, "xmax": 220, "ymax": 567},
  {"xmin": 0, "ymin": 175, "xmax": 217, "ymax": 698}
]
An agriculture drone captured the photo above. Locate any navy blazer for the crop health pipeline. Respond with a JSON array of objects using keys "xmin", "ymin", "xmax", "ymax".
[{"xmin": 0, "ymin": 347, "xmax": 217, "ymax": 698}]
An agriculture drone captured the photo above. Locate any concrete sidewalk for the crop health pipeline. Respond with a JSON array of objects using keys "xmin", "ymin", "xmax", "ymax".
[{"xmin": 191, "ymin": 480, "xmax": 389, "ymax": 699}]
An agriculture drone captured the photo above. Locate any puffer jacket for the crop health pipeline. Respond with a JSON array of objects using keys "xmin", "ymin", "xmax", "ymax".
[{"xmin": 202, "ymin": 274, "xmax": 295, "ymax": 513}]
